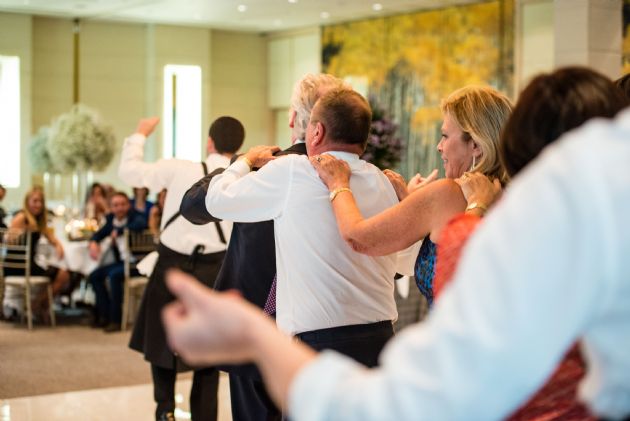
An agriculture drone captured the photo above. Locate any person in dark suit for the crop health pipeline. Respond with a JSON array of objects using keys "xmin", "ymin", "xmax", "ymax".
[
  {"xmin": 179, "ymin": 74, "xmax": 349, "ymax": 421},
  {"xmin": 88, "ymin": 191, "xmax": 147, "ymax": 332}
]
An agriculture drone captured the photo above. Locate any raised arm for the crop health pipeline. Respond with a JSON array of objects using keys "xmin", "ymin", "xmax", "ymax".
[
  {"xmin": 310, "ymin": 154, "xmax": 466, "ymax": 256},
  {"xmin": 118, "ymin": 117, "xmax": 182, "ymax": 191}
]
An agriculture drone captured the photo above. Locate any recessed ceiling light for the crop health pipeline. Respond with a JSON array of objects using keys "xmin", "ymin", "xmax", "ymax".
[
  {"xmin": 372, "ymin": 3, "xmax": 383, "ymax": 11},
  {"xmin": 237, "ymin": 4, "xmax": 247, "ymax": 12},
  {"xmin": 320, "ymin": 11, "xmax": 330, "ymax": 19},
  {"xmin": 288, "ymin": 0, "xmax": 297, "ymax": 3}
]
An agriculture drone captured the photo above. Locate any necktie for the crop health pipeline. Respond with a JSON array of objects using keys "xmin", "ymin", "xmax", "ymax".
[{"xmin": 263, "ymin": 274, "xmax": 276, "ymax": 316}]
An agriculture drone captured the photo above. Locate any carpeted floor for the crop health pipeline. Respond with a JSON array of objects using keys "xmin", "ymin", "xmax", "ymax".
[{"xmin": 0, "ymin": 315, "xmax": 190, "ymax": 399}]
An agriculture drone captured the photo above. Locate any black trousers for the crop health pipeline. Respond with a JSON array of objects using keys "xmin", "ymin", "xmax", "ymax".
[
  {"xmin": 228, "ymin": 372, "xmax": 281, "ymax": 421},
  {"xmin": 295, "ymin": 320, "xmax": 394, "ymax": 368},
  {"xmin": 151, "ymin": 364, "xmax": 219, "ymax": 421}
]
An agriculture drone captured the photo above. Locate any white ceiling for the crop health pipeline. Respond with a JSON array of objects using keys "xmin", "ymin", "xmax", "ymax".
[{"xmin": 0, "ymin": 0, "xmax": 481, "ymax": 33}]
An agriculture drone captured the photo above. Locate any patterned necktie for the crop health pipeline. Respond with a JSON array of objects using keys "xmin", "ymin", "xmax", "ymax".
[{"xmin": 263, "ymin": 274, "xmax": 276, "ymax": 316}]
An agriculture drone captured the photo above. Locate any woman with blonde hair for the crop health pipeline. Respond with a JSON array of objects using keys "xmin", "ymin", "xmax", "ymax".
[
  {"xmin": 7, "ymin": 186, "xmax": 70, "ymax": 318},
  {"xmin": 311, "ymin": 85, "xmax": 512, "ymax": 306}
]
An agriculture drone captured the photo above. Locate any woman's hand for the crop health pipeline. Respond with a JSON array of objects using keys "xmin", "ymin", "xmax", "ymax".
[
  {"xmin": 407, "ymin": 169, "xmax": 438, "ymax": 194},
  {"xmin": 455, "ymin": 172, "xmax": 502, "ymax": 212},
  {"xmin": 310, "ymin": 154, "xmax": 351, "ymax": 191},
  {"xmin": 383, "ymin": 169, "xmax": 408, "ymax": 201}
]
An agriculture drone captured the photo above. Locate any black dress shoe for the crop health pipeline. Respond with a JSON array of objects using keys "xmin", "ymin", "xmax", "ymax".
[
  {"xmin": 156, "ymin": 411, "xmax": 175, "ymax": 421},
  {"xmin": 103, "ymin": 322, "xmax": 121, "ymax": 333}
]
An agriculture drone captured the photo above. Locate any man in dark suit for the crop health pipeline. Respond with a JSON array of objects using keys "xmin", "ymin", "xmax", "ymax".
[
  {"xmin": 88, "ymin": 191, "xmax": 147, "ymax": 332},
  {"xmin": 180, "ymin": 73, "xmax": 349, "ymax": 421}
]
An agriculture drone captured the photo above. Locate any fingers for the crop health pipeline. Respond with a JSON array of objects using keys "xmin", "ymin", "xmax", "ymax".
[
  {"xmin": 165, "ymin": 269, "xmax": 212, "ymax": 308},
  {"xmin": 493, "ymin": 178, "xmax": 502, "ymax": 192},
  {"xmin": 425, "ymin": 169, "xmax": 438, "ymax": 182},
  {"xmin": 136, "ymin": 116, "xmax": 160, "ymax": 137}
]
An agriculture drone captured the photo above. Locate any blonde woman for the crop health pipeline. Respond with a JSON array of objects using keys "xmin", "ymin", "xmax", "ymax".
[
  {"xmin": 311, "ymin": 86, "xmax": 512, "ymax": 306},
  {"xmin": 7, "ymin": 186, "xmax": 70, "ymax": 316}
]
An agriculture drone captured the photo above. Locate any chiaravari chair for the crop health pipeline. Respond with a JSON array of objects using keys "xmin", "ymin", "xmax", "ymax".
[
  {"xmin": 121, "ymin": 229, "xmax": 156, "ymax": 331},
  {"xmin": 0, "ymin": 228, "xmax": 56, "ymax": 330}
]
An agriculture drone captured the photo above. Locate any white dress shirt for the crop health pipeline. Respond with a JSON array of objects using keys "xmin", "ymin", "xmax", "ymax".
[
  {"xmin": 118, "ymin": 133, "xmax": 232, "ymax": 255},
  {"xmin": 206, "ymin": 151, "xmax": 405, "ymax": 335},
  {"xmin": 289, "ymin": 111, "xmax": 630, "ymax": 420}
]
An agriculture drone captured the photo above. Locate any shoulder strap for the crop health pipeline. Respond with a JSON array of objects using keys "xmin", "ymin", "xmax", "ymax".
[
  {"xmin": 162, "ymin": 161, "xmax": 226, "ymax": 245},
  {"xmin": 161, "ymin": 161, "xmax": 207, "ymax": 232},
  {"xmin": 214, "ymin": 221, "xmax": 226, "ymax": 244}
]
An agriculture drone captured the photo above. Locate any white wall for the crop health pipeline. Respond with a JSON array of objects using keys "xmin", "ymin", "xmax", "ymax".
[
  {"xmin": 266, "ymin": 27, "xmax": 320, "ymax": 148},
  {"xmin": 0, "ymin": 12, "xmax": 270, "ymax": 213}
]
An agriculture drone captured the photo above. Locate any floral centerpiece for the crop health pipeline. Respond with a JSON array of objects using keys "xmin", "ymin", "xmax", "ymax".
[
  {"xmin": 29, "ymin": 104, "xmax": 116, "ymax": 239},
  {"xmin": 361, "ymin": 98, "xmax": 403, "ymax": 170},
  {"xmin": 47, "ymin": 104, "xmax": 116, "ymax": 173},
  {"xmin": 28, "ymin": 125, "xmax": 58, "ymax": 174}
]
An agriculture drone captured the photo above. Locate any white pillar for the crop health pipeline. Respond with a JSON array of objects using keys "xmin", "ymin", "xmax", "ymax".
[{"xmin": 554, "ymin": 0, "xmax": 622, "ymax": 79}]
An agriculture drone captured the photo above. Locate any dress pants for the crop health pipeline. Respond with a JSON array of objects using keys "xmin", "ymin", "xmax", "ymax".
[
  {"xmin": 295, "ymin": 320, "xmax": 394, "ymax": 368},
  {"xmin": 228, "ymin": 370, "xmax": 281, "ymax": 421},
  {"xmin": 151, "ymin": 363, "xmax": 219, "ymax": 421},
  {"xmin": 89, "ymin": 262, "xmax": 139, "ymax": 324}
]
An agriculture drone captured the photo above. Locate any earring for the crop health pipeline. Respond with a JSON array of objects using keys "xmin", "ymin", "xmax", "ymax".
[{"xmin": 470, "ymin": 155, "xmax": 476, "ymax": 171}]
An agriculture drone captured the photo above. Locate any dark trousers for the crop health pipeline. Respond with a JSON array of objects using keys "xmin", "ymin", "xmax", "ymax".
[
  {"xmin": 151, "ymin": 364, "xmax": 219, "ymax": 421},
  {"xmin": 229, "ymin": 372, "xmax": 281, "ymax": 421},
  {"xmin": 295, "ymin": 320, "xmax": 394, "ymax": 368},
  {"xmin": 89, "ymin": 262, "xmax": 138, "ymax": 324}
]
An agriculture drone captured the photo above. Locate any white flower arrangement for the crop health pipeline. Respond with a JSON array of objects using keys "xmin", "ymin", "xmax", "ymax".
[
  {"xmin": 45, "ymin": 104, "xmax": 116, "ymax": 174},
  {"xmin": 29, "ymin": 125, "xmax": 58, "ymax": 173}
]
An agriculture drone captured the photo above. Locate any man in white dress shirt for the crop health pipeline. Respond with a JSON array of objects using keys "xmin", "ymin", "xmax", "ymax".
[
  {"xmin": 161, "ymin": 109, "xmax": 630, "ymax": 420},
  {"xmin": 118, "ymin": 116, "xmax": 244, "ymax": 421},
  {"xmin": 204, "ymin": 88, "xmax": 406, "ymax": 367}
]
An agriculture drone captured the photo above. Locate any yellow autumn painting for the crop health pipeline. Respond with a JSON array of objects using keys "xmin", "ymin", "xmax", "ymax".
[
  {"xmin": 322, "ymin": 1, "xmax": 513, "ymax": 177},
  {"xmin": 624, "ymin": 0, "xmax": 630, "ymax": 74}
]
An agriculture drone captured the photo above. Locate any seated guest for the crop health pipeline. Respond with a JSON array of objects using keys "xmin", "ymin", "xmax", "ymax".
[
  {"xmin": 131, "ymin": 187, "xmax": 154, "ymax": 222},
  {"xmin": 0, "ymin": 184, "xmax": 6, "ymax": 228},
  {"xmin": 88, "ymin": 191, "xmax": 147, "ymax": 332},
  {"xmin": 435, "ymin": 66, "xmax": 627, "ymax": 421},
  {"xmin": 84, "ymin": 182, "xmax": 110, "ymax": 223},
  {"xmin": 6, "ymin": 186, "xmax": 71, "ymax": 319}
]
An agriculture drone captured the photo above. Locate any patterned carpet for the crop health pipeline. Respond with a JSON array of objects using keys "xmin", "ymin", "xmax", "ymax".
[{"xmin": 0, "ymin": 312, "xmax": 190, "ymax": 399}]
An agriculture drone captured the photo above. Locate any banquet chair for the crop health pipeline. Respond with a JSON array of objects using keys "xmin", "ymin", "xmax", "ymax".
[
  {"xmin": 0, "ymin": 228, "xmax": 56, "ymax": 330},
  {"xmin": 121, "ymin": 228, "xmax": 156, "ymax": 331}
]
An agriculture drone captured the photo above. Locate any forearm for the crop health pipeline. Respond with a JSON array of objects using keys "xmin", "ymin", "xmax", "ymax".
[
  {"xmin": 331, "ymin": 193, "xmax": 418, "ymax": 256},
  {"xmin": 118, "ymin": 134, "xmax": 148, "ymax": 187},
  {"xmin": 180, "ymin": 168, "xmax": 225, "ymax": 225},
  {"xmin": 205, "ymin": 159, "xmax": 285, "ymax": 223}
]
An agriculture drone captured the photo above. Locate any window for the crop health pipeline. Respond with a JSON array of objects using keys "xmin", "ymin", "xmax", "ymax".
[
  {"xmin": 162, "ymin": 65, "xmax": 202, "ymax": 161},
  {"xmin": 0, "ymin": 55, "xmax": 20, "ymax": 188}
]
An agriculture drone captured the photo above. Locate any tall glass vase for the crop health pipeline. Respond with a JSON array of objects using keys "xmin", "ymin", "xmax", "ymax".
[{"xmin": 71, "ymin": 170, "xmax": 90, "ymax": 217}]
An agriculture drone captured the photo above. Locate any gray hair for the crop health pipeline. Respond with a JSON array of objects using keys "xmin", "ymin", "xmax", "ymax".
[{"xmin": 290, "ymin": 73, "xmax": 349, "ymax": 141}]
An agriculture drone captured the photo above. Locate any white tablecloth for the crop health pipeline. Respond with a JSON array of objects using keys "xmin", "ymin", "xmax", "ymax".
[{"xmin": 45, "ymin": 217, "xmax": 99, "ymax": 276}]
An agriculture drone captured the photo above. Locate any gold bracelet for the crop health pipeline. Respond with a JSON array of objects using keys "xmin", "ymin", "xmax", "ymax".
[
  {"xmin": 241, "ymin": 156, "xmax": 253, "ymax": 170},
  {"xmin": 329, "ymin": 187, "xmax": 352, "ymax": 202},
  {"xmin": 465, "ymin": 202, "xmax": 488, "ymax": 214}
]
